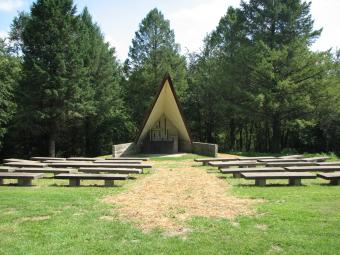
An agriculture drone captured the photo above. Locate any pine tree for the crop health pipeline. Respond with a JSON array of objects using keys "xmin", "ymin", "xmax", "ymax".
[
  {"xmin": 16, "ymin": 0, "xmax": 91, "ymax": 156},
  {"xmin": 124, "ymin": 8, "xmax": 187, "ymax": 124},
  {"xmin": 76, "ymin": 8, "xmax": 134, "ymax": 155},
  {"xmin": 0, "ymin": 39, "xmax": 21, "ymax": 149}
]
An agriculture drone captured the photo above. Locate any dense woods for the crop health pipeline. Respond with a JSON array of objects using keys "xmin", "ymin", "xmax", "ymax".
[{"xmin": 0, "ymin": 0, "xmax": 339, "ymax": 158}]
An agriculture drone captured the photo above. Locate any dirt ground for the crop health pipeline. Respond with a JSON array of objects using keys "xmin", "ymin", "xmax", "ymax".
[{"xmin": 103, "ymin": 158, "xmax": 256, "ymax": 235}]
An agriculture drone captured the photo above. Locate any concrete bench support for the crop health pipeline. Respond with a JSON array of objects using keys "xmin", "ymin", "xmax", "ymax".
[
  {"xmin": 0, "ymin": 179, "xmax": 3, "ymax": 185},
  {"xmin": 104, "ymin": 180, "xmax": 114, "ymax": 187},
  {"xmin": 330, "ymin": 179, "xmax": 340, "ymax": 185},
  {"xmin": 233, "ymin": 173, "xmax": 241, "ymax": 178},
  {"xmin": 70, "ymin": 179, "xmax": 80, "ymax": 187},
  {"xmin": 289, "ymin": 178, "xmax": 301, "ymax": 186},
  {"xmin": 255, "ymin": 179, "xmax": 266, "ymax": 186},
  {"xmin": 17, "ymin": 178, "xmax": 33, "ymax": 186}
]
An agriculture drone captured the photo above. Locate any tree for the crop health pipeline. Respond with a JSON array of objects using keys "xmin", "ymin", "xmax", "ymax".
[
  {"xmin": 124, "ymin": 8, "xmax": 187, "ymax": 124},
  {"xmin": 15, "ymin": 0, "xmax": 92, "ymax": 156},
  {"xmin": 0, "ymin": 39, "xmax": 21, "ymax": 149},
  {"xmin": 74, "ymin": 8, "xmax": 134, "ymax": 156},
  {"xmin": 240, "ymin": 0, "xmax": 328, "ymax": 152}
]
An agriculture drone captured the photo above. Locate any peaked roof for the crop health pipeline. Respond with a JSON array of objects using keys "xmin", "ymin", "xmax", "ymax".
[{"xmin": 136, "ymin": 74, "xmax": 192, "ymax": 144}]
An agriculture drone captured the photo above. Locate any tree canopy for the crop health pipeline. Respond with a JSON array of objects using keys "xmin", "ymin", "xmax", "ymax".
[{"xmin": 0, "ymin": 0, "xmax": 339, "ymax": 157}]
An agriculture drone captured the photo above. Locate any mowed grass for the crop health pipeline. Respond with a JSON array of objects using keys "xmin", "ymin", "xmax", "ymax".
[{"xmin": 0, "ymin": 153, "xmax": 340, "ymax": 255}]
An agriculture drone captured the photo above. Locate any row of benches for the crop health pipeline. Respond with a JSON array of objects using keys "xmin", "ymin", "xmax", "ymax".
[
  {"xmin": 194, "ymin": 155, "xmax": 331, "ymax": 165},
  {"xmin": 198, "ymin": 155, "xmax": 340, "ymax": 186},
  {"xmin": 0, "ymin": 172, "xmax": 130, "ymax": 186},
  {"xmin": 1, "ymin": 156, "xmax": 151, "ymax": 187}
]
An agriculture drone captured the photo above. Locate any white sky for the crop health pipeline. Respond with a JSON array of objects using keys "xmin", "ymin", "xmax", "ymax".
[{"xmin": 0, "ymin": 0, "xmax": 339, "ymax": 60}]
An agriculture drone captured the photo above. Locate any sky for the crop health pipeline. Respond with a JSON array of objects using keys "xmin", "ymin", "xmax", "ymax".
[{"xmin": 0, "ymin": 0, "xmax": 339, "ymax": 61}]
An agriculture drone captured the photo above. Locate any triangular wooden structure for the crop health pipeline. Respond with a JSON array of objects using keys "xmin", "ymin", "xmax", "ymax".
[{"xmin": 136, "ymin": 74, "xmax": 192, "ymax": 153}]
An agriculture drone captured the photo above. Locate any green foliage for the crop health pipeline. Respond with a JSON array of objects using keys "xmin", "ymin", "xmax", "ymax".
[
  {"xmin": 1, "ymin": 0, "xmax": 133, "ymax": 157},
  {"xmin": 186, "ymin": 0, "xmax": 336, "ymax": 153},
  {"xmin": 0, "ymin": 39, "xmax": 21, "ymax": 148},
  {"xmin": 124, "ymin": 8, "xmax": 187, "ymax": 124}
]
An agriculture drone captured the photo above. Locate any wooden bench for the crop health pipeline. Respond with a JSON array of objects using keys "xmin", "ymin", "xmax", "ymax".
[
  {"xmin": 54, "ymin": 173, "xmax": 128, "ymax": 187},
  {"xmin": 220, "ymin": 167, "xmax": 284, "ymax": 178},
  {"xmin": 13, "ymin": 167, "xmax": 76, "ymax": 175},
  {"xmin": 279, "ymin": 154, "xmax": 304, "ymax": 159},
  {"xmin": 259, "ymin": 158, "xmax": 307, "ymax": 163},
  {"xmin": 240, "ymin": 172, "xmax": 316, "ymax": 186},
  {"xmin": 31, "ymin": 157, "xmax": 66, "ymax": 161},
  {"xmin": 317, "ymin": 173, "xmax": 340, "ymax": 185},
  {"xmin": 302, "ymin": 157, "xmax": 330, "ymax": 162},
  {"xmin": 0, "ymin": 166, "xmax": 15, "ymax": 172},
  {"xmin": 194, "ymin": 157, "xmax": 239, "ymax": 165},
  {"xmin": 317, "ymin": 161, "xmax": 340, "ymax": 166},
  {"xmin": 67, "ymin": 157, "xmax": 100, "ymax": 161},
  {"xmin": 285, "ymin": 166, "xmax": 340, "ymax": 172},
  {"xmin": 104, "ymin": 157, "xmax": 149, "ymax": 161},
  {"xmin": 237, "ymin": 156, "xmax": 276, "ymax": 160},
  {"xmin": 79, "ymin": 167, "xmax": 142, "ymax": 174},
  {"xmin": 93, "ymin": 160, "xmax": 142, "ymax": 164},
  {"xmin": 266, "ymin": 162, "xmax": 317, "ymax": 167},
  {"xmin": 0, "ymin": 172, "xmax": 44, "ymax": 186},
  {"xmin": 209, "ymin": 160, "xmax": 258, "ymax": 169},
  {"xmin": 5, "ymin": 162, "xmax": 47, "ymax": 167},
  {"xmin": 49, "ymin": 162, "xmax": 152, "ymax": 169},
  {"xmin": 3, "ymin": 158, "xmax": 38, "ymax": 163}
]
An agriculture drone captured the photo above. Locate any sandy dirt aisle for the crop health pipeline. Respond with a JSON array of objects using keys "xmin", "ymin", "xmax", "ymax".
[{"xmin": 103, "ymin": 159, "xmax": 255, "ymax": 235}]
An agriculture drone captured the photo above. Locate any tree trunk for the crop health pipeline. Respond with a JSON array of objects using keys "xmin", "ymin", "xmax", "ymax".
[
  {"xmin": 271, "ymin": 116, "xmax": 281, "ymax": 153},
  {"xmin": 229, "ymin": 119, "xmax": 236, "ymax": 150},
  {"xmin": 48, "ymin": 132, "xmax": 56, "ymax": 157}
]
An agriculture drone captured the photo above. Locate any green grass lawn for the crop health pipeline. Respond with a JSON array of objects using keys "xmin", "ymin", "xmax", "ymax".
[{"xmin": 1, "ymin": 153, "xmax": 340, "ymax": 255}]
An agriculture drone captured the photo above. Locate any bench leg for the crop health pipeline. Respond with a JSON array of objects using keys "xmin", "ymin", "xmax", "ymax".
[
  {"xmin": 69, "ymin": 179, "xmax": 80, "ymax": 187},
  {"xmin": 233, "ymin": 173, "xmax": 241, "ymax": 178},
  {"xmin": 255, "ymin": 179, "xmax": 266, "ymax": 186},
  {"xmin": 289, "ymin": 179, "xmax": 301, "ymax": 186},
  {"xmin": 17, "ymin": 178, "xmax": 32, "ymax": 186},
  {"xmin": 0, "ymin": 178, "xmax": 3, "ymax": 185},
  {"xmin": 104, "ymin": 180, "xmax": 114, "ymax": 187},
  {"xmin": 330, "ymin": 179, "xmax": 340, "ymax": 185}
]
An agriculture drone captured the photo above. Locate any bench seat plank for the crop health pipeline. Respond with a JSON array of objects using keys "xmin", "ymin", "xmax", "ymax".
[
  {"xmin": 241, "ymin": 172, "xmax": 316, "ymax": 179},
  {"xmin": 266, "ymin": 162, "xmax": 317, "ymax": 167},
  {"xmin": 279, "ymin": 155, "xmax": 304, "ymax": 159},
  {"xmin": 67, "ymin": 157, "xmax": 100, "ymax": 161},
  {"xmin": 93, "ymin": 160, "xmax": 142, "ymax": 164},
  {"xmin": 302, "ymin": 157, "xmax": 330, "ymax": 162},
  {"xmin": 104, "ymin": 157, "xmax": 149, "ymax": 161},
  {"xmin": 55, "ymin": 173, "xmax": 128, "ymax": 187},
  {"xmin": 0, "ymin": 172, "xmax": 44, "ymax": 186},
  {"xmin": 79, "ymin": 167, "xmax": 142, "ymax": 174},
  {"xmin": 237, "ymin": 156, "xmax": 276, "ymax": 160},
  {"xmin": 31, "ymin": 157, "xmax": 66, "ymax": 161},
  {"xmin": 259, "ymin": 158, "xmax": 307, "ymax": 163},
  {"xmin": 241, "ymin": 172, "xmax": 316, "ymax": 186},
  {"xmin": 220, "ymin": 167, "xmax": 284, "ymax": 174},
  {"xmin": 317, "ymin": 161, "xmax": 340, "ymax": 166},
  {"xmin": 209, "ymin": 161, "xmax": 259, "ymax": 169},
  {"xmin": 13, "ymin": 167, "xmax": 75, "ymax": 174},
  {"xmin": 55, "ymin": 173, "xmax": 128, "ymax": 180},
  {"xmin": 317, "ymin": 173, "xmax": 340, "ymax": 185},
  {"xmin": 49, "ymin": 162, "xmax": 152, "ymax": 169},
  {"xmin": 195, "ymin": 158, "xmax": 238, "ymax": 165},
  {"xmin": 5, "ymin": 162, "xmax": 47, "ymax": 167},
  {"xmin": 285, "ymin": 166, "xmax": 340, "ymax": 172}
]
